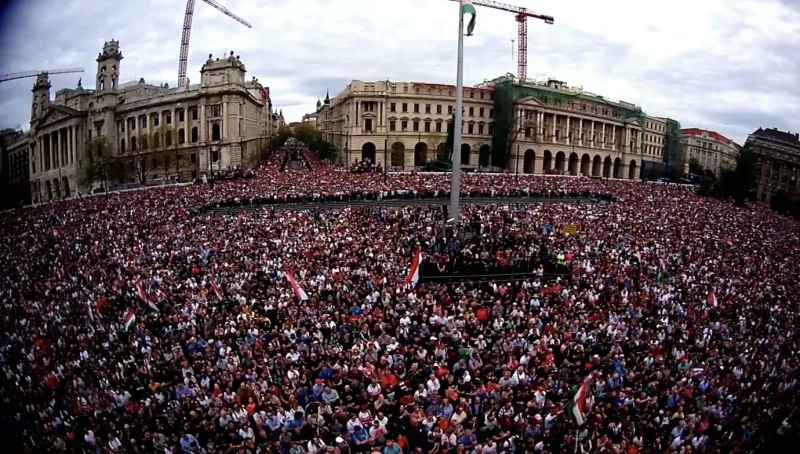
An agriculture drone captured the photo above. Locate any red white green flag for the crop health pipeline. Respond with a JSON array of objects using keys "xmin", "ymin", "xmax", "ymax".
[{"xmin": 123, "ymin": 311, "xmax": 136, "ymax": 331}]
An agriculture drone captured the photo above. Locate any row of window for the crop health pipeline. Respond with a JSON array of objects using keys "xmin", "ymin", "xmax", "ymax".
[
  {"xmin": 386, "ymin": 119, "xmax": 494, "ymax": 136},
  {"xmin": 119, "ymin": 124, "xmax": 222, "ymax": 152},
  {"xmin": 117, "ymin": 105, "xmax": 224, "ymax": 133},
  {"xmin": 387, "ymin": 102, "xmax": 494, "ymax": 118}
]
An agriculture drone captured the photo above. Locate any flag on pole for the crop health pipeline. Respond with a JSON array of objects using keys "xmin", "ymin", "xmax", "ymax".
[
  {"xmin": 209, "ymin": 280, "xmax": 224, "ymax": 301},
  {"xmin": 136, "ymin": 281, "xmax": 147, "ymax": 302},
  {"xmin": 567, "ymin": 375, "xmax": 591, "ymax": 426},
  {"xmin": 123, "ymin": 311, "xmax": 136, "ymax": 331},
  {"xmin": 708, "ymin": 290, "xmax": 718, "ymax": 307},
  {"xmin": 461, "ymin": 0, "xmax": 477, "ymax": 36},
  {"xmin": 284, "ymin": 271, "xmax": 309, "ymax": 301},
  {"xmin": 405, "ymin": 248, "xmax": 422, "ymax": 286},
  {"xmin": 146, "ymin": 299, "xmax": 160, "ymax": 313}
]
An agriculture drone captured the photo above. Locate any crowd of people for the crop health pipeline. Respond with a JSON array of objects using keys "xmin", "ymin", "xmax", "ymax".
[{"xmin": 1, "ymin": 148, "xmax": 799, "ymax": 454}]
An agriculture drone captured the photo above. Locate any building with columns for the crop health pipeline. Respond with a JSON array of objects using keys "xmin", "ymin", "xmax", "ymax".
[
  {"xmin": 745, "ymin": 127, "xmax": 800, "ymax": 202},
  {"xmin": 28, "ymin": 40, "xmax": 275, "ymax": 202},
  {"xmin": 681, "ymin": 128, "xmax": 740, "ymax": 177},
  {"xmin": 0, "ymin": 128, "xmax": 30, "ymax": 209},
  {"xmin": 314, "ymin": 75, "xmax": 668, "ymax": 179}
]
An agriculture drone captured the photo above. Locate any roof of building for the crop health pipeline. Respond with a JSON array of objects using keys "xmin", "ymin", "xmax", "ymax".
[
  {"xmin": 749, "ymin": 127, "xmax": 800, "ymax": 145},
  {"xmin": 680, "ymin": 128, "xmax": 735, "ymax": 145}
]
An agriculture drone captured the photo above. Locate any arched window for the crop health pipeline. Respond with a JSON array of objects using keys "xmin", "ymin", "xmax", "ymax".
[
  {"xmin": 166, "ymin": 130, "xmax": 173, "ymax": 147},
  {"xmin": 130, "ymin": 136, "xmax": 137, "ymax": 151},
  {"xmin": 178, "ymin": 128, "xmax": 185, "ymax": 145},
  {"xmin": 140, "ymin": 136, "xmax": 148, "ymax": 150},
  {"xmin": 191, "ymin": 127, "xmax": 198, "ymax": 143},
  {"xmin": 211, "ymin": 123, "xmax": 221, "ymax": 141},
  {"xmin": 153, "ymin": 132, "xmax": 160, "ymax": 149},
  {"xmin": 120, "ymin": 138, "xmax": 126, "ymax": 153}
]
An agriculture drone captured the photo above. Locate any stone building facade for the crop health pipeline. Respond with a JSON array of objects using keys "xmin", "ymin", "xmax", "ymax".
[
  {"xmin": 680, "ymin": 128, "xmax": 740, "ymax": 177},
  {"xmin": 28, "ymin": 40, "xmax": 275, "ymax": 202},
  {"xmin": 314, "ymin": 76, "xmax": 667, "ymax": 179},
  {"xmin": 0, "ymin": 128, "xmax": 30, "ymax": 209},
  {"xmin": 745, "ymin": 127, "xmax": 800, "ymax": 202}
]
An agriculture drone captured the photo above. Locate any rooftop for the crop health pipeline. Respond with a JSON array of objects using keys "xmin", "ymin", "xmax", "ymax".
[
  {"xmin": 681, "ymin": 128, "xmax": 736, "ymax": 146},
  {"xmin": 750, "ymin": 127, "xmax": 800, "ymax": 145}
]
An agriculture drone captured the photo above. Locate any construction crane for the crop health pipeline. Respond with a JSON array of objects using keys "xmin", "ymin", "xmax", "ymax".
[
  {"xmin": 177, "ymin": 0, "xmax": 252, "ymax": 88},
  {"xmin": 0, "ymin": 68, "xmax": 84, "ymax": 84},
  {"xmin": 448, "ymin": 0, "xmax": 553, "ymax": 81}
]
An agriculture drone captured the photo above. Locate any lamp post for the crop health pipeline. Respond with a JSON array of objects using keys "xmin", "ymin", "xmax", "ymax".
[{"xmin": 384, "ymin": 137, "xmax": 388, "ymax": 183}]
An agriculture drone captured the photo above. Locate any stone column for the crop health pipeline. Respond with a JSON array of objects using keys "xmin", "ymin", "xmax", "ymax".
[
  {"xmin": 199, "ymin": 104, "xmax": 206, "ymax": 144},
  {"xmin": 625, "ymin": 127, "xmax": 631, "ymax": 153},
  {"xmin": 221, "ymin": 103, "xmax": 228, "ymax": 140},
  {"xmin": 566, "ymin": 117, "xmax": 571, "ymax": 145},
  {"xmin": 537, "ymin": 111, "xmax": 544, "ymax": 139},
  {"xmin": 590, "ymin": 122, "xmax": 595, "ymax": 148},
  {"xmin": 551, "ymin": 114, "xmax": 556, "ymax": 143},
  {"xmin": 601, "ymin": 124, "xmax": 606, "ymax": 150},
  {"xmin": 578, "ymin": 119, "xmax": 583, "ymax": 146},
  {"xmin": 611, "ymin": 126, "xmax": 616, "ymax": 152},
  {"xmin": 53, "ymin": 131, "xmax": 59, "ymax": 168}
]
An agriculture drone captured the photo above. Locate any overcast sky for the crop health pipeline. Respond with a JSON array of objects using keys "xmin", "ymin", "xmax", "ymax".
[{"xmin": 1, "ymin": 0, "xmax": 798, "ymax": 143}]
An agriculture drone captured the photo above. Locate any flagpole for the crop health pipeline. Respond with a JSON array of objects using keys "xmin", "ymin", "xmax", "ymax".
[{"xmin": 449, "ymin": 5, "xmax": 465, "ymax": 222}]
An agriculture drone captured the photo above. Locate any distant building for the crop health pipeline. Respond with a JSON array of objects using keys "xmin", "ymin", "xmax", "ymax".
[
  {"xmin": 28, "ymin": 40, "xmax": 276, "ymax": 202},
  {"xmin": 315, "ymin": 75, "xmax": 667, "ymax": 179},
  {"xmin": 0, "ymin": 128, "xmax": 30, "ymax": 209},
  {"xmin": 745, "ymin": 127, "xmax": 800, "ymax": 202},
  {"xmin": 680, "ymin": 128, "xmax": 740, "ymax": 176}
]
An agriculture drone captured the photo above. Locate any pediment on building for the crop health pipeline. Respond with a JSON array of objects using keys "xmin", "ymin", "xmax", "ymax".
[
  {"xmin": 623, "ymin": 117, "xmax": 642, "ymax": 127},
  {"xmin": 36, "ymin": 105, "xmax": 85, "ymax": 129},
  {"xmin": 515, "ymin": 96, "xmax": 546, "ymax": 107},
  {"xmin": 361, "ymin": 111, "xmax": 377, "ymax": 118},
  {"xmin": 387, "ymin": 116, "xmax": 398, "ymax": 121}
]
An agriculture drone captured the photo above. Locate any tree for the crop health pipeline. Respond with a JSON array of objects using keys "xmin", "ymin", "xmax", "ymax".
[
  {"xmin": 83, "ymin": 138, "xmax": 123, "ymax": 189},
  {"xmin": 294, "ymin": 123, "xmax": 321, "ymax": 146},
  {"xmin": 718, "ymin": 146, "xmax": 757, "ymax": 204},
  {"xmin": 688, "ymin": 158, "xmax": 702, "ymax": 174},
  {"xmin": 770, "ymin": 190, "xmax": 793, "ymax": 214}
]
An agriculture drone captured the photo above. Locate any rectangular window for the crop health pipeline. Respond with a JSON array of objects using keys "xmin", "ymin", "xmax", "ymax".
[
  {"xmin": 414, "ymin": 103, "xmax": 419, "ymax": 113},
  {"xmin": 402, "ymin": 103, "xmax": 408, "ymax": 113},
  {"xmin": 488, "ymin": 125, "xmax": 493, "ymax": 135},
  {"xmin": 401, "ymin": 121, "xmax": 408, "ymax": 131},
  {"xmin": 390, "ymin": 103, "xmax": 396, "ymax": 112},
  {"xmin": 489, "ymin": 109, "xmax": 493, "ymax": 117},
  {"xmin": 425, "ymin": 104, "xmax": 431, "ymax": 114},
  {"xmin": 468, "ymin": 124, "xmax": 474, "ymax": 134},
  {"xmin": 480, "ymin": 92, "xmax": 485, "ymax": 99},
  {"xmin": 436, "ymin": 105, "xmax": 442, "ymax": 114},
  {"xmin": 469, "ymin": 91, "xmax": 474, "ymax": 98},
  {"xmin": 190, "ymin": 153, "xmax": 197, "ymax": 164},
  {"xmin": 165, "ymin": 112, "xmax": 172, "ymax": 124},
  {"xmin": 448, "ymin": 106, "xmax": 453, "ymax": 114},
  {"xmin": 191, "ymin": 107, "xmax": 199, "ymax": 120},
  {"xmin": 117, "ymin": 120, "xmax": 125, "ymax": 132},
  {"xmin": 139, "ymin": 115, "xmax": 147, "ymax": 129},
  {"xmin": 389, "ymin": 120, "xmax": 396, "ymax": 131},
  {"xmin": 525, "ymin": 127, "xmax": 531, "ymax": 138},
  {"xmin": 413, "ymin": 121, "xmax": 419, "ymax": 132},
  {"xmin": 365, "ymin": 119, "xmax": 373, "ymax": 132},
  {"xmin": 479, "ymin": 108, "xmax": 484, "ymax": 117},
  {"xmin": 178, "ymin": 110, "xmax": 185, "ymax": 122},
  {"xmin": 469, "ymin": 107, "xmax": 474, "ymax": 116},
  {"xmin": 479, "ymin": 124, "xmax": 484, "ymax": 135},
  {"xmin": 436, "ymin": 122, "xmax": 442, "ymax": 133},
  {"xmin": 424, "ymin": 121, "xmax": 431, "ymax": 132},
  {"xmin": 152, "ymin": 114, "xmax": 159, "ymax": 127}
]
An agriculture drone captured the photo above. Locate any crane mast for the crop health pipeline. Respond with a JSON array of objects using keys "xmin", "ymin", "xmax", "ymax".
[
  {"xmin": 447, "ymin": 0, "xmax": 554, "ymax": 81},
  {"xmin": 177, "ymin": 0, "xmax": 252, "ymax": 88}
]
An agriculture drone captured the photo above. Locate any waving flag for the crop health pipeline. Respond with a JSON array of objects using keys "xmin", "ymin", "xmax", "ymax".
[
  {"xmin": 285, "ymin": 271, "xmax": 309, "ymax": 301},
  {"xmin": 708, "ymin": 291, "xmax": 718, "ymax": 307},
  {"xmin": 567, "ymin": 375, "xmax": 591, "ymax": 426},
  {"xmin": 136, "ymin": 281, "xmax": 147, "ymax": 302},
  {"xmin": 461, "ymin": 0, "xmax": 477, "ymax": 36},
  {"xmin": 405, "ymin": 248, "xmax": 422, "ymax": 286},
  {"xmin": 209, "ymin": 280, "xmax": 224, "ymax": 301},
  {"xmin": 123, "ymin": 311, "xmax": 136, "ymax": 331}
]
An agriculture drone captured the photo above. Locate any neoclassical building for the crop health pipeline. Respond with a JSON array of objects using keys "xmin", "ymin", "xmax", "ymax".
[
  {"xmin": 314, "ymin": 75, "xmax": 674, "ymax": 179},
  {"xmin": 28, "ymin": 40, "xmax": 276, "ymax": 202},
  {"xmin": 681, "ymin": 128, "xmax": 740, "ymax": 177}
]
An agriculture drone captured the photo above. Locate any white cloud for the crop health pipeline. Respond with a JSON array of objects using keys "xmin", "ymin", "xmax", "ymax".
[{"xmin": 1, "ymin": 0, "xmax": 799, "ymax": 143}]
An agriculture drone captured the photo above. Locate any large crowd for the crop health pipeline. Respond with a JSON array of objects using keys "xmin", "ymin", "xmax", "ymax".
[{"xmin": 1, "ymin": 149, "xmax": 799, "ymax": 454}]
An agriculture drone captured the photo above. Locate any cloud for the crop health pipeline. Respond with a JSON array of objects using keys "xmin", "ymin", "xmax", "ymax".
[{"xmin": 1, "ymin": 0, "xmax": 799, "ymax": 144}]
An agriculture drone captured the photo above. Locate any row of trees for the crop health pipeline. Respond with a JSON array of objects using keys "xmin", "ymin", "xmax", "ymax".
[
  {"xmin": 697, "ymin": 146, "xmax": 758, "ymax": 204},
  {"xmin": 291, "ymin": 123, "xmax": 337, "ymax": 161}
]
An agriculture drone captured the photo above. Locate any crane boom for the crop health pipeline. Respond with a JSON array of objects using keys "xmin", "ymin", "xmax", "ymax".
[
  {"xmin": 0, "ymin": 68, "xmax": 84, "ymax": 84},
  {"xmin": 447, "ymin": 0, "xmax": 553, "ymax": 81},
  {"xmin": 177, "ymin": 0, "xmax": 252, "ymax": 88}
]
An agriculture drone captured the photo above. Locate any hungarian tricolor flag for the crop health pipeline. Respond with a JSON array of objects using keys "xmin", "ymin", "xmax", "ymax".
[
  {"xmin": 146, "ymin": 299, "xmax": 160, "ymax": 313},
  {"xmin": 567, "ymin": 375, "xmax": 591, "ymax": 426},
  {"xmin": 284, "ymin": 271, "xmax": 308, "ymax": 301},
  {"xmin": 708, "ymin": 291, "xmax": 718, "ymax": 307},
  {"xmin": 405, "ymin": 248, "xmax": 422, "ymax": 287},
  {"xmin": 123, "ymin": 311, "xmax": 136, "ymax": 331},
  {"xmin": 136, "ymin": 281, "xmax": 147, "ymax": 302},
  {"xmin": 209, "ymin": 280, "xmax": 224, "ymax": 301}
]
